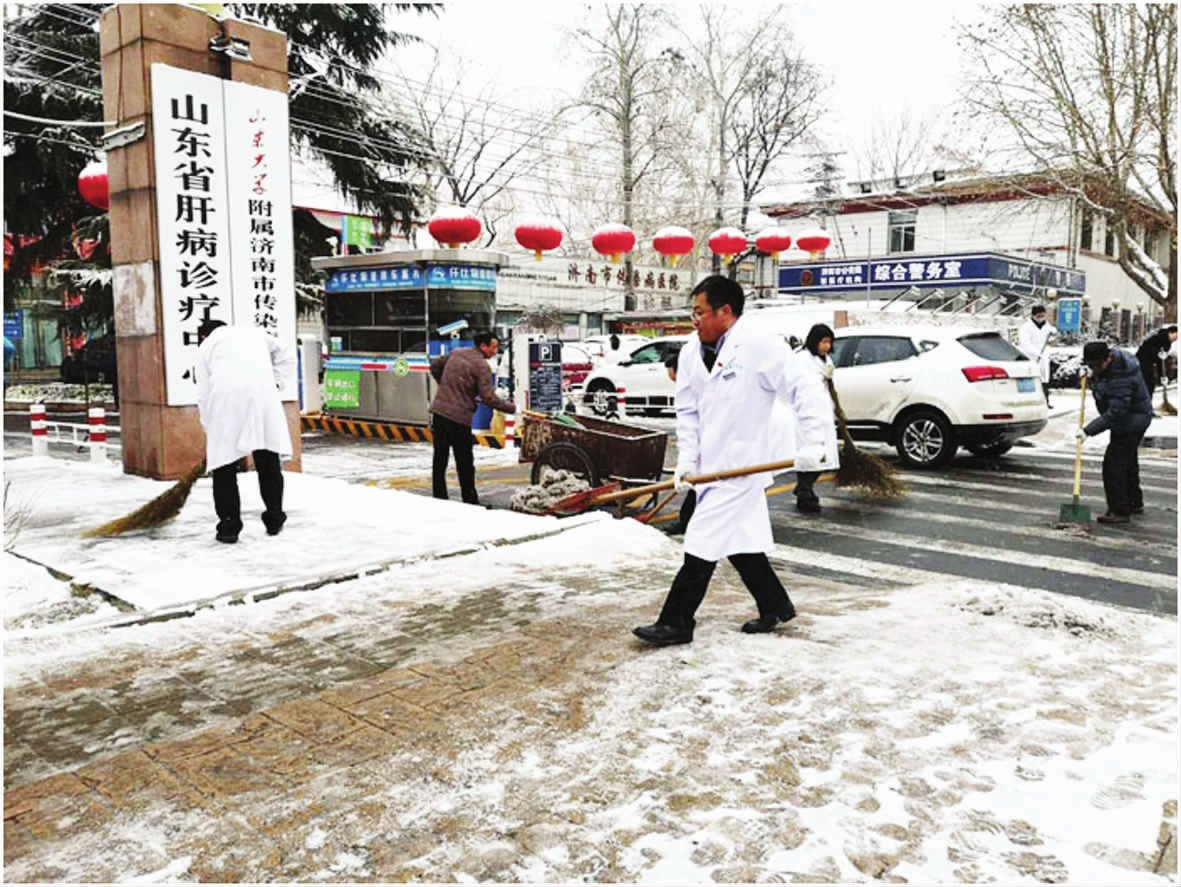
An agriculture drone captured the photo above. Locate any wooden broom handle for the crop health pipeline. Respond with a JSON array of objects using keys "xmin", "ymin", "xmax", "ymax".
[
  {"xmin": 1072, "ymin": 375, "xmax": 1088, "ymax": 500},
  {"xmin": 589, "ymin": 458, "xmax": 805, "ymax": 506}
]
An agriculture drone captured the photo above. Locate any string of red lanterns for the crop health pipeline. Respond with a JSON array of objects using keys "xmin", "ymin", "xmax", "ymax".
[{"xmin": 77, "ymin": 159, "xmax": 110, "ymax": 212}]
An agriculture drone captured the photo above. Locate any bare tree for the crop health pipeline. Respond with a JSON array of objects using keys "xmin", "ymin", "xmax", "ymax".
[
  {"xmin": 961, "ymin": 4, "xmax": 1177, "ymax": 317},
  {"xmin": 574, "ymin": 5, "xmax": 681, "ymax": 295},
  {"xmin": 855, "ymin": 110, "xmax": 946, "ymax": 185},
  {"xmin": 728, "ymin": 40, "xmax": 826, "ymax": 231},
  {"xmin": 394, "ymin": 52, "xmax": 562, "ymax": 246}
]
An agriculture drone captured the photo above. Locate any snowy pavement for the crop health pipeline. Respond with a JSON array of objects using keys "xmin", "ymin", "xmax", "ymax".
[{"xmin": 3, "ymin": 420, "xmax": 1178, "ymax": 882}]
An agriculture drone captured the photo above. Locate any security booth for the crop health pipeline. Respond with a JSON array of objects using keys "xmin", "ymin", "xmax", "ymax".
[{"xmin": 310, "ymin": 249, "xmax": 508, "ymax": 425}]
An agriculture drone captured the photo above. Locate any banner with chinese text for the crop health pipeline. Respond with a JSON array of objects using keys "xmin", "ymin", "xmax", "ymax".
[{"xmin": 224, "ymin": 78, "xmax": 296, "ymax": 401}]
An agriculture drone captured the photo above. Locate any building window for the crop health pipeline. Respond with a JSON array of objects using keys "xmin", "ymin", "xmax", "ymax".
[
  {"xmin": 888, "ymin": 210, "xmax": 916, "ymax": 253},
  {"xmin": 1079, "ymin": 210, "xmax": 1093, "ymax": 251},
  {"xmin": 1104, "ymin": 224, "xmax": 1116, "ymax": 257}
]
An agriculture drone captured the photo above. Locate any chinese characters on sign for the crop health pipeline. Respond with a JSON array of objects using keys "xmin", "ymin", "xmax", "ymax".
[
  {"xmin": 152, "ymin": 65, "xmax": 232, "ymax": 404},
  {"xmin": 565, "ymin": 262, "xmax": 681, "ymax": 292},
  {"xmin": 225, "ymin": 78, "xmax": 296, "ymax": 399},
  {"xmin": 152, "ymin": 66, "xmax": 295, "ymax": 405}
]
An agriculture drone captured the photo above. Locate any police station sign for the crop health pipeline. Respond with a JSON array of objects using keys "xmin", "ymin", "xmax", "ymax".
[
  {"xmin": 780, "ymin": 252, "xmax": 1085, "ymax": 297},
  {"xmin": 151, "ymin": 65, "xmax": 295, "ymax": 405}
]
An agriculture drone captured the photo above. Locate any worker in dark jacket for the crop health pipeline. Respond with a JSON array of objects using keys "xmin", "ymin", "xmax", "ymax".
[
  {"xmin": 1076, "ymin": 341, "xmax": 1153, "ymax": 525},
  {"xmin": 1135, "ymin": 324, "xmax": 1178, "ymax": 405},
  {"xmin": 429, "ymin": 332, "xmax": 516, "ymax": 505}
]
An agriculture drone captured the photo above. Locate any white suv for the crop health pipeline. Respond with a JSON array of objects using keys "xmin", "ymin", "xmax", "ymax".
[
  {"xmin": 581, "ymin": 335, "xmax": 690, "ymax": 416},
  {"xmin": 832, "ymin": 325, "xmax": 1048, "ymax": 468}
]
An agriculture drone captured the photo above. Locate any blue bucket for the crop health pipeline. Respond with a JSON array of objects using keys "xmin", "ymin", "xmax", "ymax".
[{"xmin": 472, "ymin": 402, "xmax": 493, "ymax": 430}]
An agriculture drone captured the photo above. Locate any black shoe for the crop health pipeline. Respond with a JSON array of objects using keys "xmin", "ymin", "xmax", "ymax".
[
  {"xmin": 795, "ymin": 498, "xmax": 821, "ymax": 514},
  {"xmin": 262, "ymin": 511, "xmax": 286, "ymax": 536},
  {"xmin": 1097, "ymin": 512, "xmax": 1131, "ymax": 525},
  {"xmin": 741, "ymin": 608, "xmax": 797, "ymax": 634},
  {"xmin": 1130, "ymin": 505, "xmax": 1145, "ymax": 515},
  {"xmin": 632, "ymin": 623, "xmax": 693, "ymax": 646},
  {"xmin": 216, "ymin": 529, "xmax": 239, "ymax": 544}
]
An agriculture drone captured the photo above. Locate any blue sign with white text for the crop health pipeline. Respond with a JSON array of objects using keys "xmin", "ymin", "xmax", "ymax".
[
  {"xmin": 4, "ymin": 310, "xmax": 23, "ymax": 339},
  {"xmin": 1056, "ymin": 297, "xmax": 1082, "ymax": 333},
  {"xmin": 778, "ymin": 252, "xmax": 1085, "ymax": 296},
  {"xmin": 325, "ymin": 264, "xmax": 498, "ymax": 293}
]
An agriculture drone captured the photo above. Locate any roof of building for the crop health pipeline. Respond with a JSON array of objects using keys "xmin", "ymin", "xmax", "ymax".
[{"xmin": 762, "ymin": 169, "xmax": 1171, "ymax": 228}]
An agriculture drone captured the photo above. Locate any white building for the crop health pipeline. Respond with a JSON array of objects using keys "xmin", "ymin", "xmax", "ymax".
[{"xmin": 763, "ymin": 170, "xmax": 1173, "ymax": 338}]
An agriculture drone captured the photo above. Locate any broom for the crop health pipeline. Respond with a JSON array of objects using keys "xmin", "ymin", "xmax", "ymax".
[
  {"xmin": 823, "ymin": 376, "xmax": 906, "ymax": 498},
  {"xmin": 83, "ymin": 461, "xmax": 206, "ymax": 537},
  {"xmin": 1159, "ymin": 358, "xmax": 1177, "ymax": 415}
]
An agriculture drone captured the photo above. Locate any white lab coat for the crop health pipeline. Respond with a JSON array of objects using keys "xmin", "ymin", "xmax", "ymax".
[
  {"xmin": 675, "ymin": 316, "xmax": 832, "ymax": 561},
  {"xmin": 1017, "ymin": 319, "xmax": 1057, "ymax": 384},
  {"xmin": 768, "ymin": 351, "xmax": 841, "ymax": 472},
  {"xmin": 196, "ymin": 325, "xmax": 294, "ymax": 470}
]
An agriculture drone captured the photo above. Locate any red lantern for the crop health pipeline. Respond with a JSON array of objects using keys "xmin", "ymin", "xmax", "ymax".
[
  {"xmin": 591, "ymin": 223, "xmax": 636, "ymax": 264},
  {"xmin": 514, "ymin": 217, "xmax": 563, "ymax": 261},
  {"xmin": 652, "ymin": 226, "xmax": 695, "ymax": 267},
  {"xmin": 707, "ymin": 227, "xmax": 748, "ymax": 261},
  {"xmin": 428, "ymin": 207, "xmax": 483, "ymax": 248},
  {"xmin": 78, "ymin": 159, "xmax": 109, "ymax": 211},
  {"xmin": 795, "ymin": 227, "xmax": 832, "ymax": 257},
  {"xmin": 754, "ymin": 228, "xmax": 793, "ymax": 261}
]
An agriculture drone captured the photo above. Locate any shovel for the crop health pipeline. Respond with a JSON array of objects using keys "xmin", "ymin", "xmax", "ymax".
[
  {"xmin": 1058, "ymin": 375, "xmax": 1092, "ymax": 524},
  {"xmin": 545, "ymin": 458, "xmax": 806, "ymax": 516}
]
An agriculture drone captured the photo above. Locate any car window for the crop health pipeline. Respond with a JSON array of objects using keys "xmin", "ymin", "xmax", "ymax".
[
  {"xmin": 628, "ymin": 345, "xmax": 662, "ymax": 364},
  {"xmin": 849, "ymin": 336, "xmax": 917, "ymax": 366},
  {"xmin": 655, "ymin": 341, "xmax": 685, "ymax": 361},
  {"xmin": 831, "ymin": 337, "xmax": 859, "ymax": 368},
  {"xmin": 957, "ymin": 333, "xmax": 1027, "ymax": 361},
  {"xmin": 918, "ymin": 340, "xmax": 940, "ymax": 353}
]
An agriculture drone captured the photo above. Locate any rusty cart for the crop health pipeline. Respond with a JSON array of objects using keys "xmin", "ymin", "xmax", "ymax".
[{"xmin": 519, "ymin": 412, "xmax": 672, "ymax": 517}]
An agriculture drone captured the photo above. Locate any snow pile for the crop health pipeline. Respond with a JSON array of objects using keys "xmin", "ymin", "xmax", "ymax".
[
  {"xmin": 509, "ymin": 467, "xmax": 592, "ymax": 514},
  {"xmin": 4, "ymin": 382, "xmax": 115, "ymax": 404}
]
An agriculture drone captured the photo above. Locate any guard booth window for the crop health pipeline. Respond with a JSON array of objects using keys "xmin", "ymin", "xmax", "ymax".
[
  {"xmin": 888, "ymin": 210, "xmax": 917, "ymax": 253},
  {"xmin": 427, "ymin": 290, "xmax": 494, "ymax": 336}
]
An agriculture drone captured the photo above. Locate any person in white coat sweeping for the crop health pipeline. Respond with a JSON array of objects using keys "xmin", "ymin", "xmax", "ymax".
[
  {"xmin": 633, "ymin": 276, "xmax": 831, "ymax": 647},
  {"xmin": 196, "ymin": 320, "xmax": 294, "ymax": 544},
  {"xmin": 1017, "ymin": 305, "xmax": 1057, "ymax": 405},
  {"xmin": 793, "ymin": 323, "xmax": 840, "ymax": 514}
]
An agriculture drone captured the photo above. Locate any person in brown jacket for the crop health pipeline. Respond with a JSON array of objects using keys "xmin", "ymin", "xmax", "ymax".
[{"xmin": 429, "ymin": 331, "xmax": 516, "ymax": 505}]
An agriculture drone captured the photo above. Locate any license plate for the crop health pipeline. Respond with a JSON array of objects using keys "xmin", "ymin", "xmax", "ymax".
[{"xmin": 1017, "ymin": 377, "xmax": 1036, "ymax": 393}]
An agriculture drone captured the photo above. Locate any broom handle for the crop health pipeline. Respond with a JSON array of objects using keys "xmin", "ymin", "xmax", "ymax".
[
  {"xmin": 824, "ymin": 376, "xmax": 857, "ymax": 449},
  {"xmin": 1072, "ymin": 375, "xmax": 1088, "ymax": 502},
  {"xmin": 589, "ymin": 458, "xmax": 802, "ymax": 506}
]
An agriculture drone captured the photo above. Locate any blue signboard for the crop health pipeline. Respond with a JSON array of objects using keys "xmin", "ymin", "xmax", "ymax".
[
  {"xmin": 326, "ymin": 263, "xmax": 498, "ymax": 294},
  {"xmin": 1056, "ymin": 297, "xmax": 1082, "ymax": 334},
  {"xmin": 778, "ymin": 252, "xmax": 1085, "ymax": 297},
  {"xmin": 4, "ymin": 310, "xmax": 23, "ymax": 339}
]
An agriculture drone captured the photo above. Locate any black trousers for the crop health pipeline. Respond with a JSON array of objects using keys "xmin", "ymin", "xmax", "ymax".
[
  {"xmin": 1103, "ymin": 426, "xmax": 1148, "ymax": 515},
  {"xmin": 432, "ymin": 413, "xmax": 478, "ymax": 504},
  {"xmin": 657, "ymin": 552, "xmax": 795, "ymax": 631},
  {"xmin": 1139, "ymin": 360, "xmax": 1159, "ymax": 399},
  {"xmin": 211, "ymin": 450, "xmax": 284, "ymax": 534},
  {"xmin": 795, "ymin": 471, "xmax": 820, "ymax": 504}
]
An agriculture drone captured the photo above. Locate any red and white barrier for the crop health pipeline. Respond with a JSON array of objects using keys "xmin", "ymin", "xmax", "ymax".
[
  {"xmin": 504, "ymin": 414, "xmax": 516, "ymax": 447},
  {"xmin": 88, "ymin": 406, "xmax": 107, "ymax": 462},
  {"xmin": 29, "ymin": 403, "xmax": 48, "ymax": 458}
]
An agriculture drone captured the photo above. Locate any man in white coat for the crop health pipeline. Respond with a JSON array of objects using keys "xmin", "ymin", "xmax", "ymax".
[
  {"xmin": 633, "ymin": 276, "xmax": 831, "ymax": 646},
  {"xmin": 196, "ymin": 320, "xmax": 294, "ymax": 544},
  {"xmin": 1017, "ymin": 305, "xmax": 1057, "ymax": 405}
]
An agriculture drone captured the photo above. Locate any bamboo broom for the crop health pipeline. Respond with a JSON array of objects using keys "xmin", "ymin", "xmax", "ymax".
[
  {"xmin": 83, "ymin": 461, "xmax": 206, "ymax": 537},
  {"xmin": 823, "ymin": 377, "xmax": 907, "ymax": 498}
]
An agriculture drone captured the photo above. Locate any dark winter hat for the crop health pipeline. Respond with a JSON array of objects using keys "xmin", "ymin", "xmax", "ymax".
[
  {"xmin": 1082, "ymin": 341, "xmax": 1110, "ymax": 365},
  {"xmin": 1031, "ymin": 305, "xmax": 1046, "ymax": 316},
  {"xmin": 804, "ymin": 323, "xmax": 835, "ymax": 356}
]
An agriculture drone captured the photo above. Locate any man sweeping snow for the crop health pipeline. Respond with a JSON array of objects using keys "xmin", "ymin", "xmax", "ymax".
[
  {"xmin": 196, "ymin": 320, "xmax": 294, "ymax": 544},
  {"xmin": 633, "ymin": 276, "xmax": 831, "ymax": 646}
]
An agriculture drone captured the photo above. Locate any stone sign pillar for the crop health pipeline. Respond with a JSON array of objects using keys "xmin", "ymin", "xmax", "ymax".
[{"xmin": 99, "ymin": 4, "xmax": 301, "ymax": 479}]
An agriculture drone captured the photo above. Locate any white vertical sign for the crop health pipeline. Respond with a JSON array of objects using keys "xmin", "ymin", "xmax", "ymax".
[
  {"xmin": 151, "ymin": 64, "xmax": 233, "ymax": 406},
  {"xmin": 224, "ymin": 79, "xmax": 297, "ymax": 401}
]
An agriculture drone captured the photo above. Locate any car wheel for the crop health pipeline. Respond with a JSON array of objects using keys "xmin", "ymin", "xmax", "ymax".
[
  {"xmin": 966, "ymin": 442, "xmax": 1012, "ymax": 458},
  {"xmin": 585, "ymin": 380, "xmax": 616, "ymax": 417},
  {"xmin": 895, "ymin": 409, "xmax": 957, "ymax": 468}
]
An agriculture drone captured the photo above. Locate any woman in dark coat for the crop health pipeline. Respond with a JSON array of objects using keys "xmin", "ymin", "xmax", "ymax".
[{"xmin": 1077, "ymin": 341, "xmax": 1153, "ymax": 524}]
